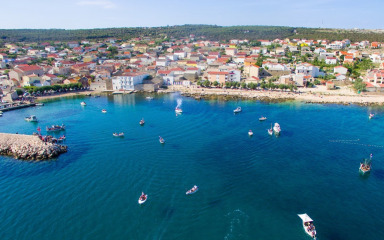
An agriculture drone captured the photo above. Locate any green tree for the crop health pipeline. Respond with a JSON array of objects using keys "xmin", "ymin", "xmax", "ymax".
[
  {"xmin": 353, "ymin": 78, "xmax": 366, "ymax": 92},
  {"xmin": 213, "ymin": 81, "xmax": 219, "ymax": 87}
]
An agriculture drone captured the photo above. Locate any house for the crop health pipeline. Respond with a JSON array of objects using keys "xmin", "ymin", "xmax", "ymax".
[
  {"xmin": 90, "ymin": 77, "xmax": 110, "ymax": 91},
  {"xmin": 225, "ymin": 48, "xmax": 237, "ymax": 56},
  {"xmin": 45, "ymin": 46, "xmax": 55, "ymax": 53},
  {"xmin": 68, "ymin": 42, "xmax": 80, "ymax": 48},
  {"xmin": 334, "ymin": 66, "xmax": 348, "ymax": 75},
  {"xmin": 371, "ymin": 42, "xmax": 381, "ymax": 49},
  {"xmin": 295, "ymin": 63, "xmax": 323, "ymax": 77},
  {"xmin": 326, "ymin": 81, "xmax": 335, "ymax": 89},
  {"xmin": 259, "ymin": 40, "xmax": 272, "ymax": 46},
  {"xmin": 207, "ymin": 71, "xmax": 229, "ymax": 85},
  {"xmin": 279, "ymin": 74, "xmax": 309, "ymax": 87},
  {"xmin": 22, "ymin": 74, "xmax": 44, "ymax": 87},
  {"xmin": 8, "ymin": 65, "xmax": 44, "ymax": 82},
  {"xmin": 335, "ymin": 74, "xmax": 346, "ymax": 81},
  {"xmin": 112, "ymin": 72, "xmax": 149, "ymax": 91},
  {"xmin": 325, "ymin": 57, "xmax": 337, "ymax": 65},
  {"xmin": 42, "ymin": 74, "xmax": 61, "ymax": 85}
]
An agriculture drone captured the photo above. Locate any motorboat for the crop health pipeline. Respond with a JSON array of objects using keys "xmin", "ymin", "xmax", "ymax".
[
  {"xmin": 146, "ymin": 96, "xmax": 154, "ymax": 100},
  {"xmin": 159, "ymin": 136, "xmax": 165, "ymax": 144},
  {"xmin": 248, "ymin": 130, "xmax": 253, "ymax": 136},
  {"xmin": 186, "ymin": 185, "xmax": 199, "ymax": 195},
  {"xmin": 298, "ymin": 213, "xmax": 317, "ymax": 239},
  {"xmin": 138, "ymin": 192, "xmax": 147, "ymax": 205},
  {"xmin": 113, "ymin": 132, "xmax": 124, "ymax": 137},
  {"xmin": 139, "ymin": 119, "xmax": 145, "ymax": 125},
  {"xmin": 95, "ymin": 95, "xmax": 100, "ymax": 98},
  {"xmin": 57, "ymin": 135, "xmax": 66, "ymax": 142},
  {"xmin": 259, "ymin": 116, "xmax": 267, "ymax": 121},
  {"xmin": 80, "ymin": 101, "xmax": 87, "ymax": 106},
  {"xmin": 369, "ymin": 113, "xmax": 374, "ymax": 119},
  {"xmin": 273, "ymin": 123, "xmax": 281, "ymax": 135},
  {"xmin": 268, "ymin": 123, "xmax": 273, "ymax": 136},
  {"xmin": 112, "ymin": 91, "xmax": 123, "ymax": 95},
  {"xmin": 25, "ymin": 115, "xmax": 38, "ymax": 122},
  {"xmin": 175, "ymin": 107, "xmax": 183, "ymax": 114},
  {"xmin": 46, "ymin": 124, "xmax": 66, "ymax": 132},
  {"xmin": 35, "ymin": 103, "xmax": 44, "ymax": 106},
  {"xmin": 359, "ymin": 154, "xmax": 372, "ymax": 174},
  {"xmin": 233, "ymin": 107, "xmax": 242, "ymax": 113},
  {"xmin": 101, "ymin": 109, "xmax": 107, "ymax": 113}
]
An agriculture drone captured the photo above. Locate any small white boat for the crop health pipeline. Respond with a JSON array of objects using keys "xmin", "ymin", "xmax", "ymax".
[
  {"xmin": 186, "ymin": 185, "xmax": 199, "ymax": 195},
  {"xmin": 0, "ymin": 113, "xmax": 2, "ymax": 117},
  {"xmin": 57, "ymin": 135, "xmax": 66, "ymax": 142},
  {"xmin": 139, "ymin": 119, "xmax": 145, "ymax": 125},
  {"xmin": 138, "ymin": 192, "xmax": 147, "ymax": 205},
  {"xmin": 113, "ymin": 132, "xmax": 124, "ymax": 137},
  {"xmin": 359, "ymin": 154, "xmax": 372, "ymax": 174},
  {"xmin": 268, "ymin": 123, "xmax": 273, "ymax": 136},
  {"xmin": 248, "ymin": 130, "xmax": 253, "ymax": 136},
  {"xmin": 233, "ymin": 107, "xmax": 242, "ymax": 113},
  {"xmin": 175, "ymin": 107, "xmax": 183, "ymax": 113},
  {"xmin": 259, "ymin": 116, "xmax": 267, "ymax": 121},
  {"xmin": 112, "ymin": 91, "xmax": 123, "ymax": 95},
  {"xmin": 80, "ymin": 101, "xmax": 87, "ymax": 106},
  {"xmin": 25, "ymin": 115, "xmax": 38, "ymax": 122},
  {"xmin": 298, "ymin": 213, "xmax": 317, "ymax": 239},
  {"xmin": 101, "ymin": 109, "xmax": 107, "ymax": 113},
  {"xmin": 146, "ymin": 96, "xmax": 154, "ymax": 100},
  {"xmin": 35, "ymin": 103, "xmax": 44, "ymax": 106},
  {"xmin": 369, "ymin": 113, "xmax": 374, "ymax": 119},
  {"xmin": 159, "ymin": 136, "xmax": 165, "ymax": 144},
  {"xmin": 273, "ymin": 123, "xmax": 281, "ymax": 135},
  {"xmin": 46, "ymin": 124, "xmax": 66, "ymax": 131}
]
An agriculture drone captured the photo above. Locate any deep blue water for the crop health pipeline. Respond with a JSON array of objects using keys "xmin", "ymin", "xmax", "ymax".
[{"xmin": 0, "ymin": 93, "xmax": 383, "ymax": 240}]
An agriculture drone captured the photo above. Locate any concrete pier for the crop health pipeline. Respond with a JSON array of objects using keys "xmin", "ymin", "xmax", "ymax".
[{"xmin": 0, "ymin": 133, "xmax": 67, "ymax": 160}]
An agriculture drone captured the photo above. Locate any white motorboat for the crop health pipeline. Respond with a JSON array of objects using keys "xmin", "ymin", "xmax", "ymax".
[
  {"xmin": 359, "ymin": 154, "xmax": 372, "ymax": 174},
  {"xmin": 46, "ymin": 124, "xmax": 66, "ymax": 131},
  {"xmin": 101, "ymin": 109, "xmax": 107, "ymax": 113},
  {"xmin": 259, "ymin": 116, "xmax": 267, "ymax": 121},
  {"xmin": 369, "ymin": 113, "xmax": 374, "ymax": 119},
  {"xmin": 248, "ymin": 130, "xmax": 253, "ymax": 136},
  {"xmin": 146, "ymin": 96, "xmax": 154, "ymax": 100},
  {"xmin": 273, "ymin": 123, "xmax": 281, "ymax": 135},
  {"xmin": 80, "ymin": 101, "xmax": 87, "ymax": 106},
  {"xmin": 138, "ymin": 192, "xmax": 147, "ymax": 205},
  {"xmin": 175, "ymin": 107, "xmax": 183, "ymax": 114},
  {"xmin": 186, "ymin": 185, "xmax": 199, "ymax": 195},
  {"xmin": 113, "ymin": 132, "xmax": 124, "ymax": 137},
  {"xmin": 159, "ymin": 136, "xmax": 165, "ymax": 144},
  {"xmin": 25, "ymin": 115, "xmax": 38, "ymax": 122},
  {"xmin": 268, "ymin": 124, "xmax": 273, "ymax": 136},
  {"xmin": 139, "ymin": 119, "xmax": 145, "ymax": 125},
  {"xmin": 35, "ymin": 103, "xmax": 44, "ymax": 106},
  {"xmin": 233, "ymin": 107, "xmax": 242, "ymax": 113},
  {"xmin": 298, "ymin": 213, "xmax": 317, "ymax": 239},
  {"xmin": 112, "ymin": 91, "xmax": 123, "ymax": 95}
]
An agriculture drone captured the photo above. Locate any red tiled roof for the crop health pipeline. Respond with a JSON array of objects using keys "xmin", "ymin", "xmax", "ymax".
[
  {"xmin": 208, "ymin": 71, "xmax": 229, "ymax": 75},
  {"xmin": 17, "ymin": 65, "xmax": 42, "ymax": 72}
]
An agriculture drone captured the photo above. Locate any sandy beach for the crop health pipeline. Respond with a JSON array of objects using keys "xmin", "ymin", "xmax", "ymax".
[{"xmin": 161, "ymin": 85, "xmax": 384, "ymax": 105}]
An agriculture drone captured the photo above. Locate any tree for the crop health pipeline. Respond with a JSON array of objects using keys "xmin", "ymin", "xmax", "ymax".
[
  {"xmin": 241, "ymin": 82, "xmax": 247, "ymax": 88},
  {"xmin": 203, "ymin": 80, "xmax": 211, "ymax": 87},
  {"xmin": 213, "ymin": 81, "xmax": 219, "ymax": 87},
  {"xmin": 353, "ymin": 78, "xmax": 366, "ymax": 92}
]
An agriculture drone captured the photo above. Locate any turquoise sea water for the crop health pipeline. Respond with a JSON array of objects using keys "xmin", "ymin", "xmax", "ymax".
[{"xmin": 0, "ymin": 93, "xmax": 383, "ymax": 240}]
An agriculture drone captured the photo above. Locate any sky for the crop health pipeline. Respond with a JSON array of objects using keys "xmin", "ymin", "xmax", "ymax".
[{"xmin": 1, "ymin": 0, "xmax": 382, "ymax": 30}]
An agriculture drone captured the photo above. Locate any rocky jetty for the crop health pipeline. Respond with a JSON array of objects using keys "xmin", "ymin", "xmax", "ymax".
[{"xmin": 0, "ymin": 133, "xmax": 67, "ymax": 160}]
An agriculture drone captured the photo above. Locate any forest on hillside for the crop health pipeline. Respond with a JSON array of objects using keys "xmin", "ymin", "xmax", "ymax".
[{"xmin": 0, "ymin": 25, "xmax": 383, "ymax": 43}]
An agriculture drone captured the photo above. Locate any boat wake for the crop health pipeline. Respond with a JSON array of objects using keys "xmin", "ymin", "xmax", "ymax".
[
  {"xmin": 224, "ymin": 209, "xmax": 249, "ymax": 240},
  {"xmin": 329, "ymin": 139, "xmax": 384, "ymax": 148},
  {"xmin": 176, "ymin": 98, "xmax": 183, "ymax": 108}
]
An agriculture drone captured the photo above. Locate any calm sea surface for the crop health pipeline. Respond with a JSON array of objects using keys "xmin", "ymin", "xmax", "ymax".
[{"xmin": 0, "ymin": 93, "xmax": 383, "ymax": 240}]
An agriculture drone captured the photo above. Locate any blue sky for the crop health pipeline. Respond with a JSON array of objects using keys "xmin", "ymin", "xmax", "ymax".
[{"xmin": 1, "ymin": 0, "xmax": 382, "ymax": 29}]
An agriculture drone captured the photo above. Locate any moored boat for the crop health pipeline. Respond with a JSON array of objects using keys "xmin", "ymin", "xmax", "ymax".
[
  {"xmin": 80, "ymin": 101, "xmax": 87, "ymax": 106},
  {"xmin": 159, "ymin": 136, "xmax": 165, "ymax": 144},
  {"xmin": 101, "ymin": 109, "xmax": 107, "ymax": 113},
  {"xmin": 233, "ymin": 107, "xmax": 242, "ymax": 113},
  {"xmin": 298, "ymin": 213, "xmax": 317, "ymax": 239},
  {"xmin": 259, "ymin": 116, "xmax": 267, "ymax": 121},
  {"xmin": 25, "ymin": 115, "xmax": 38, "ymax": 122},
  {"xmin": 248, "ymin": 130, "xmax": 253, "ymax": 136},
  {"xmin": 359, "ymin": 154, "xmax": 372, "ymax": 174},
  {"xmin": 46, "ymin": 124, "xmax": 65, "ymax": 132},
  {"xmin": 146, "ymin": 96, "xmax": 153, "ymax": 100},
  {"xmin": 57, "ymin": 135, "xmax": 66, "ymax": 142},
  {"xmin": 186, "ymin": 185, "xmax": 199, "ymax": 195},
  {"xmin": 113, "ymin": 132, "xmax": 124, "ymax": 137},
  {"xmin": 369, "ymin": 113, "xmax": 374, "ymax": 119},
  {"xmin": 35, "ymin": 103, "xmax": 44, "ymax": 106},
  {"xmin": 139, "ymin": 118, "xmax": 145, "ymax": 125},
  {"xmin": 268, "ymin": 123, "xmax": 273, "ymax": 136},
  {"xmin": 175, "ymin": 107, "xmax": 183, "ymax": 113},
  {"xmin": 273, "ymin": 123, "xmax": 281, "ymax": 135},
  {"xmin": 138, "ymin": 192, "xmax": 147, "ymax": 204}
]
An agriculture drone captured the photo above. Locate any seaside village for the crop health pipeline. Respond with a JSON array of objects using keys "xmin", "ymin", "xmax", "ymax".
[{"xmin": 1, "ymin": 35, "xmax": 384, "ymax": 105}]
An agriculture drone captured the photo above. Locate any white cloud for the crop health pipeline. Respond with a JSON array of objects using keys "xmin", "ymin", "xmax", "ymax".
[{"xmin": 77, "ymin": 0, "xmax": 117, "ymax": 9}]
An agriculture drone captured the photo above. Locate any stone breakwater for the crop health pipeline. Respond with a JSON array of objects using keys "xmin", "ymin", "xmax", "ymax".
[{"xmin": 0, "ymin": 133, "xmax": 67, "ymax": 160}]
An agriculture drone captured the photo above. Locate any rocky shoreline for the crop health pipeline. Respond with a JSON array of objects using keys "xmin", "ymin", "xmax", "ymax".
[{"xmin": 0, "ymin": 133, "xmax": 67, "ymax": 160}]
